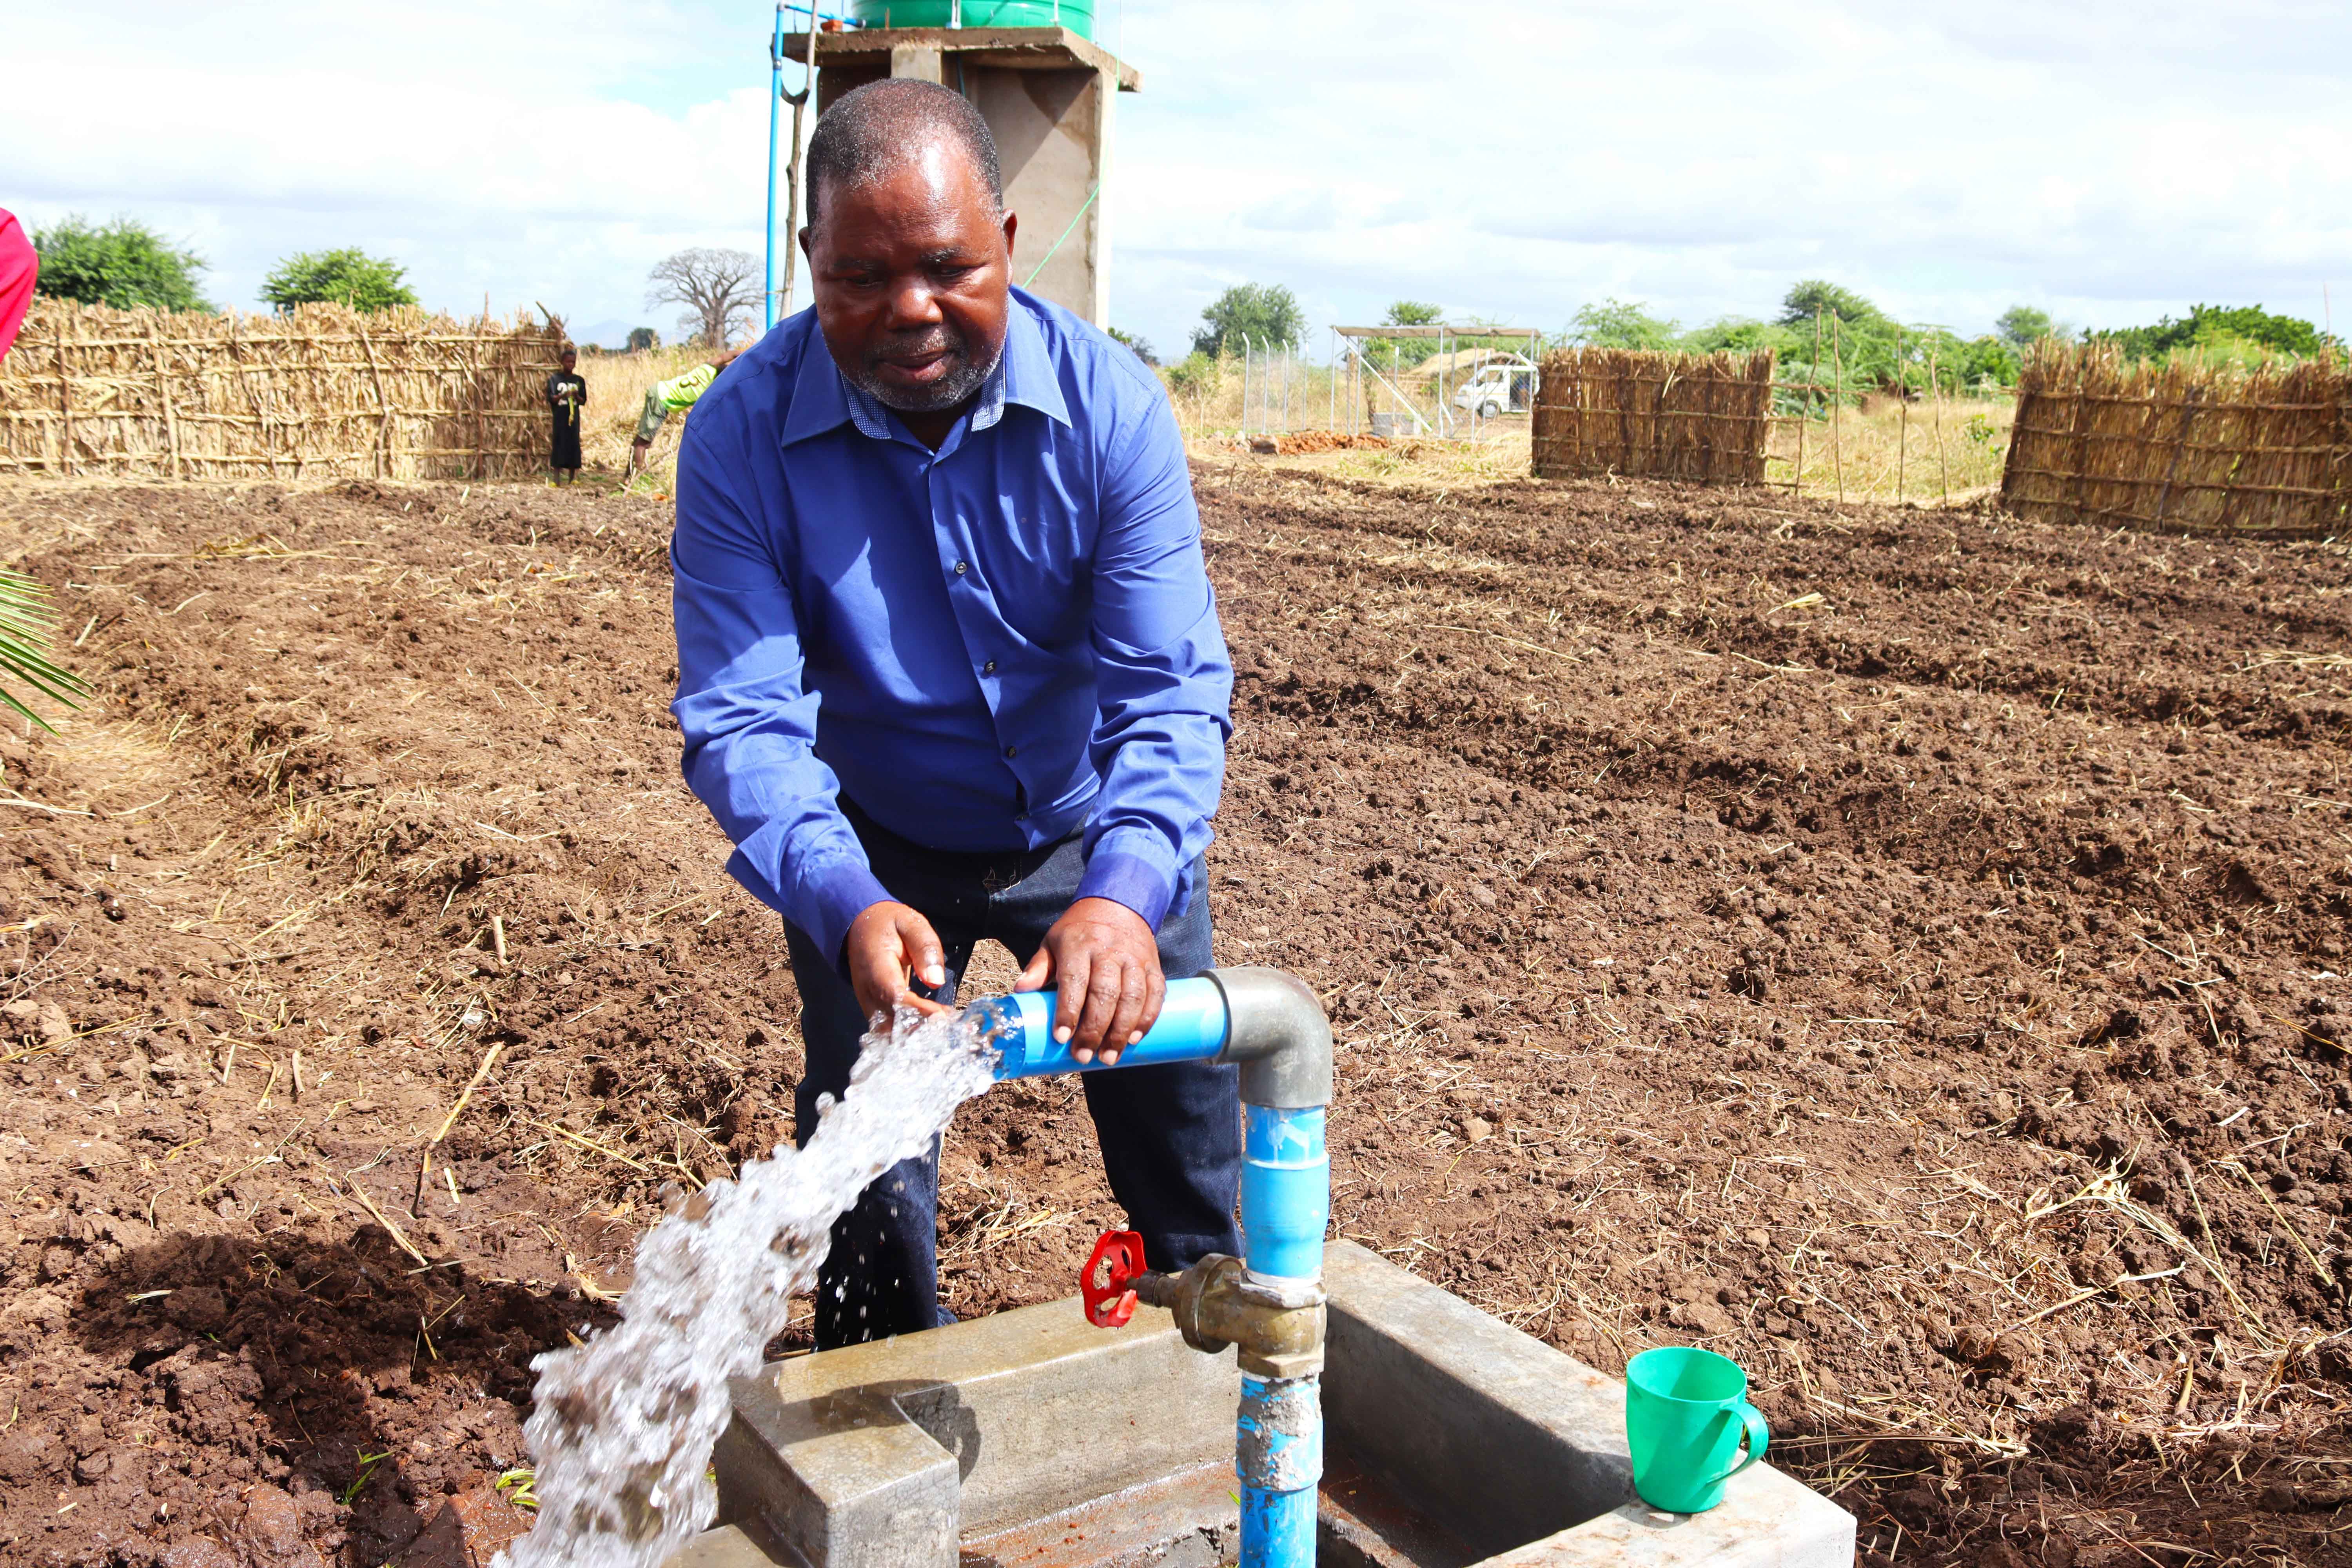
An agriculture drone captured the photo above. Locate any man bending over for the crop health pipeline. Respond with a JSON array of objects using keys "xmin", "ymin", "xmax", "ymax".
[
  {"xmin": 627, "ymin": 347, "xmax": 742, "ymax": 481},
  {"xmin": 669, "ymin": 80, "xmax": 1240, "ymax": 1347}
]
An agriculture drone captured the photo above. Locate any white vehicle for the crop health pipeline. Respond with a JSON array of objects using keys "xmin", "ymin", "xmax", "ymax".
[{"xmin": 1452, "ymin": 355, "xmax": 1539, "ymax": 417}]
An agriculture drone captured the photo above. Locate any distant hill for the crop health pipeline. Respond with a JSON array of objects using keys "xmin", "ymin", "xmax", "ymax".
[{"xmin": 568, "ymin": 319, "xmax": 641, "ymax": 352}]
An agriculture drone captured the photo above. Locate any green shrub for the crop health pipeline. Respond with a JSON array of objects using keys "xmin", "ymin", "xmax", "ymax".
[
  {"xmin": 260, "ymin": 248, "xmax": 419, "ymax": 312},
  {"xmin": 32, "ymin": 216, "xmax": 211, "ymax": 312},
  {"xmin": 1191, "ymin": 283, "xmax": 1304, "ymax": 357},
  {"xmin": 2090, "ymin": 304, "xmax": 2339, "ymax": 363},
  {"xmin": 1164, "ymin": 351, "xmax": 1220, "ymax": 397}
]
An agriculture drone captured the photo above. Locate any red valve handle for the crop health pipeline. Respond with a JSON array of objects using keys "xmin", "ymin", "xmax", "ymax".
[{"xmin": 1081, "ymin": 1229, "xmax": 1146, "ymax": 1328}]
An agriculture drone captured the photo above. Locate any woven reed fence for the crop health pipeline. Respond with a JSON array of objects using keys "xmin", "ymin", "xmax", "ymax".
[
  {"xmin": 1532, "ymin": 348, "xmax": 1775, "ymax": 485},
  {"xmin": 0, "ymin": 300, "xmax": 569, "ymax": 481},
  {"xmin": 2001, "ymin": 344, "xmax": 2352, "ymax": 537}
]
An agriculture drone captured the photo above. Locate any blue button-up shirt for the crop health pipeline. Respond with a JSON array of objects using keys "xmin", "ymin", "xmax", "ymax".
[{"xmin": 670, "ymin": 288, "xmax": 1233, "ymax": 967}]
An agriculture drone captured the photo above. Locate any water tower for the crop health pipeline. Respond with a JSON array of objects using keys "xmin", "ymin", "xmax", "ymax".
[{"xmin": 780, "ymin": 3, "xmax": 1140, "ymax": 328}]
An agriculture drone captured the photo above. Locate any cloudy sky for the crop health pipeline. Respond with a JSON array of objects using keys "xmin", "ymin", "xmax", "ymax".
[{"xmin": 9, "ymin": 1, "xmax": 2349, "ymax": 359}]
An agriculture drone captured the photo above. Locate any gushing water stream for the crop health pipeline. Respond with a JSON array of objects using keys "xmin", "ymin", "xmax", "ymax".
[{"xmin": 498, "ymin": 1004, "xmax": 1001, "ymax": 1568}]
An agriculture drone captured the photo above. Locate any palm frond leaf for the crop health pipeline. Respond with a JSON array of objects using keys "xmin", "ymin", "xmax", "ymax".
[{"xmin": 0, "ymin": 569, "xmax": 89, "ymax": 732}]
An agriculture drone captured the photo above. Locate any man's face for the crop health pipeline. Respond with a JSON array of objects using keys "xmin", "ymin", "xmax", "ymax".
[
  {"xmin": 561, "ymin": 352, "xmax": 576, "ymax": 371},
  {"xmin": 802, "ymin": 138, "xmax": 1016, "ymax": 415}
]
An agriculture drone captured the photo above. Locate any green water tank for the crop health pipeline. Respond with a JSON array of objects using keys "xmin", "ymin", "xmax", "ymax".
[{"xmin": 848, "ymin": 1, "xmax": 1095, "ymax": 39}]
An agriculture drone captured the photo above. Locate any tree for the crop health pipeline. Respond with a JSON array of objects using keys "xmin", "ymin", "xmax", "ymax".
[
  {"xmin": 1995, "ymin": 305, "xmax": 2065, "ymax": 349},
  {"xmin": 2090, "ymin": 303, "xmax": 2339, "ymax": 363},
  {"xmin": 1191, "ymin": 283, "xmax": 1304, "ymax": 357},
  {"xmin": 1777, "ymin": 280, "xmax": 1883, "ymax": 328},
  {"xmin": 31, "ymin": 216, "xmax": 211, "ymax": 312},
  {"xmin": 1567, "ymin": 297, "xmax": 1680, "ymax": 350},
  {"xmin": 648, "ymin": 249, "xmax": 759, "ymax": 348},
  {"xmin": 1107, "ymin": 327, "xmax": 1158, "ymax": 365},
  {"xmin": 259, "ymin": 248, "xmax": 418, "ymax": 312},
  {"xmin": 627, "ymin": 326, "xmax": 661, "ymax": 353},
  {"xmin": 1385, "ymin": 300, "xmax": 1441, "ymax": 328},
  {"xmin": 1682, "ymin": 316, "xmax": 1795, "ymax": 356}
]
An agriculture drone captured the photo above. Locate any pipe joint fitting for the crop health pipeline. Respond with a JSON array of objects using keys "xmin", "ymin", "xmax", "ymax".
[
  {"xmin": 1138, "ymin": 1254, "xmax": 1327, "ymax": 1381},
  {"xmin": 1207, "ymin": 967, "xmax": 1334, "ymax": 1110}
]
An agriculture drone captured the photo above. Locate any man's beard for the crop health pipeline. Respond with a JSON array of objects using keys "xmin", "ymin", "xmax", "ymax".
[{"xmin": 851, "ymin": 321, "xmax": 1003, "ymax": 414}]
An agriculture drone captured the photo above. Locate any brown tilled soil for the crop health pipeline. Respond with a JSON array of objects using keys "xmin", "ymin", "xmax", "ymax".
[{"xmin": 0, "ymin": 466, "xmax": 2348, "ymax": 1568}]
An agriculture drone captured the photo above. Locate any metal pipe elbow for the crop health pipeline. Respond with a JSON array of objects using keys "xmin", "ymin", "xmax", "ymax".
[{"xmin": 1205, "ymin": 967, "xmax": 1332, "ymax": 1109}]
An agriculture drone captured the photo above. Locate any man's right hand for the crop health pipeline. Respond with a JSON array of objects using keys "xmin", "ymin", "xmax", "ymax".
[{"xmin": 844, "ymin": 900, "xmax": 951, "ymax": 1025}]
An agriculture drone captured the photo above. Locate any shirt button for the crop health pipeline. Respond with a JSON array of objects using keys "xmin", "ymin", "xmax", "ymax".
[
  {"xmin": 1004, "ymin": 745, "xmax": 1018, "ymax": 758},
  {"xmin": 954, "ymin": 560, "xmax": 969, "ymax": 576},
  {"xmin": 983, "ymin": 660, "xmax": 998, "ymax": 675}
]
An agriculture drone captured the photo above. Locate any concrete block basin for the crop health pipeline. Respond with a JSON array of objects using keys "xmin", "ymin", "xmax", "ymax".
[{"xmin": 673, "ymin": 1241, "xmax": 1854, "ymax": 1568}]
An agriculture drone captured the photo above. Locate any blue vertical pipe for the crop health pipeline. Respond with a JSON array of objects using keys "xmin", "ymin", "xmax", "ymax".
[
  {"xmin": 1238, "ymin": 1103, "xmax": 1327, "ymax": 1568},
  {"xmin": 764, "ymin": 2, "xmax": 784, "ymax": 332}
]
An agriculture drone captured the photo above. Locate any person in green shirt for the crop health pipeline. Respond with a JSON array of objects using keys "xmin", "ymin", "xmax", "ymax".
[{"xmin": 626, "ymin": 348, "xmax": 741, "ymax": 481}]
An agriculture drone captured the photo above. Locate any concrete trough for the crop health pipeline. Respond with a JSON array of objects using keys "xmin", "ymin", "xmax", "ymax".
[{"xmin": 672, "ymin": 1241, "xmax": 1854, "ymax": 1568}]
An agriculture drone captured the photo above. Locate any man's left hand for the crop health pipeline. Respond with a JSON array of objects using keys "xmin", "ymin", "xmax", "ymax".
[{"xmin": 1014, "ymin": 897, "xmax": 1164, "ymax": 1067}]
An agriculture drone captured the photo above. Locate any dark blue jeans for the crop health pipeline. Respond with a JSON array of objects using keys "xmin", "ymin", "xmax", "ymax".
[{"xmin": 783, "ymin": 806, "xmax": 1241, "ymax": 1348}]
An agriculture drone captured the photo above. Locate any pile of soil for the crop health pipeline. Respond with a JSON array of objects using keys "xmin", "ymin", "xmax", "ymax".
[{"xmin": 0, "ymin": 466, "xmax": 2345, "ymax": 1566}]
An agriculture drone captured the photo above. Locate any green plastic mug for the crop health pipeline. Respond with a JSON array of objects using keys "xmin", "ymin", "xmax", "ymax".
[{"xmin": 1625, "ymin": 1347, "xmax": 1769, "ymax": 1514}]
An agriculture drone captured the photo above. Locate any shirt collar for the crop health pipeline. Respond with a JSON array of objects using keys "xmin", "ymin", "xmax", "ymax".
[{"xmin": 777, "ymin": 295, "xmax": 1069, "ymax": 449}]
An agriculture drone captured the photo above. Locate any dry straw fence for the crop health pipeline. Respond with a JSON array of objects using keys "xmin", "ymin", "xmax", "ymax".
[
  {"xmin": 2000, "ymin": 343, "xmax": 2351, "ymax": 538},
  {"xmin": 1531, "ymin": 348, "xmax": 1775, "ymax": 485},
  {"xmin": 0, "ymin": 301, "xmax": 569, "ymax": 482}
]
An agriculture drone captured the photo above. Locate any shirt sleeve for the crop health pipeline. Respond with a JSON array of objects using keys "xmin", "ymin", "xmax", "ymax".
[
  {"xmin": 670, "ymin": 412, "xmax": 892, "ymax": 967},
  {"xmin": 1074, "ymin": 373, "xmax": 1234, "ymax": 929}
]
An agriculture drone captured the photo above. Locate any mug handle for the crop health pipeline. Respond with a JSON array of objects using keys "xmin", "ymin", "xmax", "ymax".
[{"xmin": 1705, "ymin": 1401, "xmax": 1770, "ymax": 1488}]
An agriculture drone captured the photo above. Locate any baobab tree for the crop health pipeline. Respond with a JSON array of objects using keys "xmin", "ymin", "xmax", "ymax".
[{"xmin": 646, "ymin": 248, "xmax": 759, "ymax": 349}]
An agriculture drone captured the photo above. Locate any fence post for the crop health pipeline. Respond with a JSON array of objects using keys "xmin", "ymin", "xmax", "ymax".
[
  {"xmin": 150, "ymin": 315, "xmax": 183, "ymax": 481},
  {"xmin": 1239, "ymin": 336, "xmax": 1250, "ymax": 440},
  {"xmin": 1791, "ymin": 361, "xmax": 1805, "ymax": 493},
  {"xmin": 358, "ymin": 323, "xmax": 392, "ymax": 479},
  {"xmin": 2062, "ymin": 351, "xmax": 2092, "ymax": 526},
  {"xmin": 1896, "ymin": 324, "xmax": 1908, "ymax": 504},
  {"xmin": 1929, "ymin": 343, "xmax": 1948, "ymax": 504},
  {"xmin": 55, "ymin": 316, "xmax": 75, "ymax": 478},
  {"xmin": 2151, "ymin": 386, "xmax": 2203, "ymax": 528},
  {"xmin": 1829, "ymin": 312, "xmax": 1846, "ymax": 505}
]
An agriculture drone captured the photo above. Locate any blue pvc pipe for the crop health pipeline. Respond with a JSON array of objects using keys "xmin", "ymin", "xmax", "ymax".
[
  {"xmin": 1241, "ymin": 1105, "xmax": 1328, "ymax": 1281},
  {"xmin": 1238, "ymin": 1375, "xmax": 1321, "ymax": 1568},
  {"xmin": 964, "ymin": 975, "xmax": 1327, "ymax": 1568},
  {"xmin": 973, "ymin": 975, "xmax": 1229, "ymax": 1080},
  {"xmin": 764, "ymin": 4, "xmax": 784, "ymax": 333},
  {"xmin": 1238, "ymin": 1105, "xmax": 1326, "ymax": 1568}
]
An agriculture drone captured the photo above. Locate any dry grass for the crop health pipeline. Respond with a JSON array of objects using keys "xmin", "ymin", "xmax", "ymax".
[
  {"xmin": 1533, "ymin": 348, "xmax": 1775, "ymax": 485},
  {"xmin": 1193, "ymin": 426, "xmax": 1535, "ymax": 489},
  {"xmin": 1767, "ymin": 395, "xmax": 2016, "ymax": 507},
  {"xmin": 2002, "ymin": 343, "xmax": 2352, "ymax": 537}
]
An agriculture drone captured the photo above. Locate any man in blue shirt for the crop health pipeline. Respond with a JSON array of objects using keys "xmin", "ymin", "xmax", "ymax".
[{"xmin": 670, "ymin": 79, "xmax": 1240, "ymax": 1346}]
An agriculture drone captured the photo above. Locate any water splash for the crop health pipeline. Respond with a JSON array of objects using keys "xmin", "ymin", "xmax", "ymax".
[{"xmin": 499, "ymin": 1004, "xmax": 1001, "ymax": 1568}]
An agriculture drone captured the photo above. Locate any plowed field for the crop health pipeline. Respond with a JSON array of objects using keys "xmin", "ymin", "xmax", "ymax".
[{"xmin": 1, "ymin": 466, "xmax": 2347, "ymax": 1568}]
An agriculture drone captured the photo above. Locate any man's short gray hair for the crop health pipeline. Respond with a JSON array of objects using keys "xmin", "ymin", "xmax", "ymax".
[{"xmin": 806, "ymin": 79, "xmax": 1003, "ymax": 229}]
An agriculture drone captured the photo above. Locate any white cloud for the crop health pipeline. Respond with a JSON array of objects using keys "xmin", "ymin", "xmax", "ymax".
[{"xmin": 6, "ymin": 0, "xmax": 2348, "ymax": 357}]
